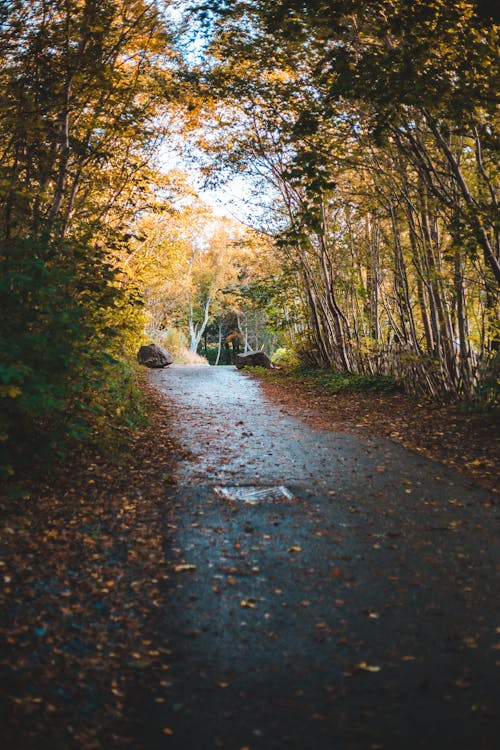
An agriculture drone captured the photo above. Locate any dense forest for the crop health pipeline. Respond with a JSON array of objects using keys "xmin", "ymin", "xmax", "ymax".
[{"xmin": 1, "ymin": 0, "xmax": 498, "ymax": 478}]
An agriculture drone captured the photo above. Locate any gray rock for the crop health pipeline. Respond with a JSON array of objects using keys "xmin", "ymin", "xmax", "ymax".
[
  {"xmin": 235, "ymin": 350, "xmax": 272, "ymax": 369},
  {"xmin": 137, "ymin": 344, "xmax": 174, "ymax": 368}
]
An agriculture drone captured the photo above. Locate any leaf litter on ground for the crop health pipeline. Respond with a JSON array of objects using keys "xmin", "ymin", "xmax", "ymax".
[
  {"xmin": 249, "ymin": 368, "xmax": 499, "ymax": 493},
  {"xmin": 0, "ymin": 383, "xmax": 181, "ymax": 750}
]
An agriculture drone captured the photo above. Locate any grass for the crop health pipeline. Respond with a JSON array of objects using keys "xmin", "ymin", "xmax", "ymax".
[{"xmin": 249, "ymin": 364, "xmax": 401, "ymax": 394}]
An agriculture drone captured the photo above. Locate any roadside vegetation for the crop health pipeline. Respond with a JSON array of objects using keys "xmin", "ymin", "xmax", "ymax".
[
  {"xmin": 0, "ymin": 1, "xmax": 176, "ymax": 480},
  {"xmin": 262, "ymin": 365, "xmax": 401, "ymax": 395}
]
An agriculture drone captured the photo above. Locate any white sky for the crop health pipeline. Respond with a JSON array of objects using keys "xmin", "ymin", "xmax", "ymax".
[{"xmin": 158, "ymin": 140, "xmax": 274, "ymax": 228}]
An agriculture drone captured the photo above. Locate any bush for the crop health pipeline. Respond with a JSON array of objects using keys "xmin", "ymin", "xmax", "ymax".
[
  {"xmin": 152, "ymin": 328, "xmax": 209, "ymax": 365},
  {"xmin": 271, "ymin": 347, "xmax": 300, "ymax": 367},
  {"xmin": 473, "ymin": 353, "xmax": 500, "ymax": 410},
  {"xmin": 0, "ymin": 237, "xmax": 146, "ymax": 479},
  {"xmin": 277, "ymin": 366, "xmax": 401, "ymax": 394},
  {"xmin": 312, "ymin": 370, "xmax": 400, "ymax": 394}
]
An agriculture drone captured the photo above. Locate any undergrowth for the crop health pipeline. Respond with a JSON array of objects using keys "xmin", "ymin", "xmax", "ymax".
[
  {"xmin": 0, "ymin": 237, "xmax": 148, "ymax": 483},
  {"xmin": 250, "ymin": 365, "xmax": 401, "ymax": 394},
  {"xmin": 87, "ymin": 361, "xmax": 150, "ymax": 454}
]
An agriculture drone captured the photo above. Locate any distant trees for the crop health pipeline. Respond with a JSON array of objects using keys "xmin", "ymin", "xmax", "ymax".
[
  {"xmin": 188, "ymin": 0, "xmax": 499, "ymax": 400},
  {"xmin": 130, "ymin": 192, "xmax": 278, "ymax": 362}
]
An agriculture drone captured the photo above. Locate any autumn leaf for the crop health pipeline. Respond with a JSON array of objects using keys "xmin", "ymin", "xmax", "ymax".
[
  {"xmin": 358, "ymin": 662, "xmax": 381, "ymax": 673},
  {"xmin": 240, "ymin": 599, "xmax": 257, "ymax": 608}
]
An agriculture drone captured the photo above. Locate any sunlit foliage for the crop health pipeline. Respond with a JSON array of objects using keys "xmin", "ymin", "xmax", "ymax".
[
  {"xmin": 0, "ymin": 0, "xmax": 175, "ymax": 476},
  {"xmin": 185, "ymin": 0, "xmax": 499, "ymax": 401}
]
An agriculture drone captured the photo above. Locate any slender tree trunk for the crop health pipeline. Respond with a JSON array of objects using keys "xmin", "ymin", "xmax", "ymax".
[
  {"xmin": 189, "ymin": 297, "xmax": 212, "ymax": 353},
  {"xmin": 215, "ymin": 320, "xmax": 223, "ymax": 366}
]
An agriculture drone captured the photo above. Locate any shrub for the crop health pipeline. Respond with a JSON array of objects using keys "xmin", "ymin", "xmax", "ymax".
[
  {"xmin": 152, "ymin": 328, "xmax": 209, "ymax": 365},
  {"xmin": 271, "ymin": 347, "xmax": 300, "ymax": 367},
  {"xmin": 0, "ymin": 237, "xmax": 146, "ymax": 479},
  {"xmin": 473, "ymin": 353, "xmax": 500, "ymax": 410}
]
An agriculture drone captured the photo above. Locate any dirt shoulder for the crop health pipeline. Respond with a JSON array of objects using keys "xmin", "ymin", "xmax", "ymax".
[
  {"xmin": 0, "ymin": 383, "xmax": 182, "ymax": 750},
  {"xmin": 249, "ymin": 370, "xmax": 499, "ymax": 494}
]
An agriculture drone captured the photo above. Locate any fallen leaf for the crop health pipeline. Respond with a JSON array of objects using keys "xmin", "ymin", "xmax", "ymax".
[
  {"xmin": 462, "ymin": 637, "xmax": 478, "ymax": 648},
  {"xmin": 358, "ymin": 661, "xmax": 381, "ymax": 672}
]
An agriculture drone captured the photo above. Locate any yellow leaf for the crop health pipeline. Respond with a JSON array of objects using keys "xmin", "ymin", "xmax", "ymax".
[
  {"xmin": 462, "ymin": 638, "xmax": 477, "ymax": 648},
  {"xmin": 0, "ymin": 385, "xmax": 21, "ymax": 398},
  {"xmin": 174, "ymin": 564, "xmax": 196, "ymax": 572},
  {"xmin": 288, "ymin": 546, "xmax": 301, "ymax": 553},
  {"xmin": 358, "ymin": 661, "xmax": 381, "ymax": 672}
]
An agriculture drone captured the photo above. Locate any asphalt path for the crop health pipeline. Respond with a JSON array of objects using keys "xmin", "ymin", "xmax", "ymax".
[{"xmin": 135, "ymin": 365, "xmax": 499, "ymax": 750}]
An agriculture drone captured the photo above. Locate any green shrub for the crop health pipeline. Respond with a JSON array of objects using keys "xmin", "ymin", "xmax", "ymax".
[
  {"xmin": 271, "ymin": 347, "xmax": 300, "ymax": 367},
  {"xmin": 252, "ymin": 364, "xmax": 400, "ymax": 394},
  {"xmin": 310, "ymin": 370, "xmax": 401, "ymax": 394},
  {"xmin": 0, "ymin": 237, "xmax": 145, "ymax": 479},
  {"xmin": 472, "ymin": 354, "xmax": 500, "ymax": 410}
]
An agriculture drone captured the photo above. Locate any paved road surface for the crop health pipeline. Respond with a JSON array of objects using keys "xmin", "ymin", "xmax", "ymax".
[{"xmin": 134, "ymin": 365, "xmax": 499, "ymax": 750}]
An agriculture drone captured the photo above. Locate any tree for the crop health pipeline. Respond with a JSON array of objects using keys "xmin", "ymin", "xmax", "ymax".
[
  {"xmin": 181, "ymin": 0, "xmax": 499, "ymax": 400},
  {"xmin": 0, "ymin": 0, "xmax": 177, "ymax": 476},
  {"xmin": 129, "ymin": 194, "xmax": 269, "ymax": 357}
]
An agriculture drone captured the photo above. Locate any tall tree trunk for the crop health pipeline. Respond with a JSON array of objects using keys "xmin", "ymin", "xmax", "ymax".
[{"xmin": 215, "ymin": 320, "xmax": 223, "ymax": 366}]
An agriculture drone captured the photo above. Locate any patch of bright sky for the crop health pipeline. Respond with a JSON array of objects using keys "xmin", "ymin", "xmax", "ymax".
[
  {"xmin": 158, "ymin": 0, "xmax": 276, "ymax": 226},
  {"xmin": 159, "ymin": 140, "xmax": 274, "ymax": 226}
]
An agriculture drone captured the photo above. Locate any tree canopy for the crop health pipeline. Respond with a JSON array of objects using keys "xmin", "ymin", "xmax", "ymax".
[
  {"xmin": 0, "ymin": 0, "xmax": 176, "ymax": 477},
  {"xmin": 182, "ymin": 0, "xmax": 499, "ymax": 398}
]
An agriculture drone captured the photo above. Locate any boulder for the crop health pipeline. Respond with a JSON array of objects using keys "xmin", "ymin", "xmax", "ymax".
[
  {"xmin": 137, "ymin": 344, "xmax": 174, "ymax": 368},
  {"xmin": 235, "ymin": 350, "xmax": 272, "ymax": 370}
]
